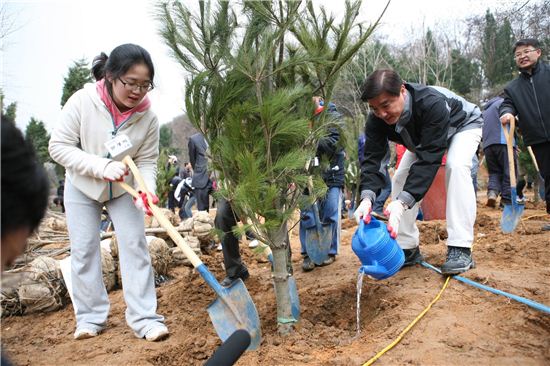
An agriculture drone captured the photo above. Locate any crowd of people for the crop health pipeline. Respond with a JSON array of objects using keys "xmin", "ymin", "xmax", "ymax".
[{"xmin": 2, "ymin": 37, "xmax": 548, "ymax": 348}]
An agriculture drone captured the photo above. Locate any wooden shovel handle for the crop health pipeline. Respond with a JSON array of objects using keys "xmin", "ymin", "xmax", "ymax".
[
  {"xmin": 120, "ymin": 156, "xmax": 202, "ymax": 268},
  {"xmin": 527, "ymin": 146, "xmax": 540, "ymax": 173},
  {"xmin": 501, "ymin": 118, "xmax": 517, "ymax": 187}
]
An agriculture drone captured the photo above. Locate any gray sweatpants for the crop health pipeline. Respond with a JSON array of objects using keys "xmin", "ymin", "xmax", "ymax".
[{"xmin": 64, "ymin": 179, "xmax": 165, "ymax": 337}]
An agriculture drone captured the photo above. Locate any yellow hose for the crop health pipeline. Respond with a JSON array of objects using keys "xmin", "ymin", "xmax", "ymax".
[{"xmin": 362, "ymin": 276, "xmax": 451, "ymax": 366}]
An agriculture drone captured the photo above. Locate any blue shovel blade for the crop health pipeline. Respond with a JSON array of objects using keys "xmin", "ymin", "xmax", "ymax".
[
  {"xmin": 304, "ymin": 224, "xmax": 332, "ymax": 265},
  {"xmin": 207, "ymin": 278, "xmax": 262, "ymax": 350},
  {"xmin": 501, "ymin": 188, "xmax": 525, "ymax": 233},
  {"xmin": 287, "ymin": 276, "xmax": 300, "ymax": 321},
  {"xmin": 196, "ymin": 265, "xmax": 261, "ymax": 350},
  {"xmin": 267, "ymin": 254, "xmax": 300, "ymax": 321}
]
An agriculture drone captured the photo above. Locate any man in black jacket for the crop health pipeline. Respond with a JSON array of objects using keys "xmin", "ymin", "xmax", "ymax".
[
  {"xmin": 300, "ymin": 98, "xmax": 345, "ymax": 271},
  {"xmin": 500, "ymin": 38, "xmax": 550, "ymax": 231},
  {"xmin": 188, "ymin": 132, "xmax": 211, "ymax": 211},
  {"xmin": 355, "ymin": 69, "xmax": 483, "ymax": 275}
]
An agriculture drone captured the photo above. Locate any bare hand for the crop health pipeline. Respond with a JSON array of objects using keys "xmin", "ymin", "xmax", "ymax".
[{"xmin": 500, "ymin": 113, "xmax": 514, "ymax": 126}]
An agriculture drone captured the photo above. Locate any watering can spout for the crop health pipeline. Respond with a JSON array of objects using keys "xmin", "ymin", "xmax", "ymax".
[{"xmin": 359, "ymin": 263, "xmax": 388, "ymax": 278}]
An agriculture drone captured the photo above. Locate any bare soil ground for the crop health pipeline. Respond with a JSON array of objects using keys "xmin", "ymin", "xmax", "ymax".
[{"xmin": 2, "ymin": 191, "xmax": 549, "ymax": 366}]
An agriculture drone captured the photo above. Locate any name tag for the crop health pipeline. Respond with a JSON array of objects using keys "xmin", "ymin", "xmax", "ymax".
[{"xmin": 104, "ymin": 134, "xmax": 133, "ymax": 157}]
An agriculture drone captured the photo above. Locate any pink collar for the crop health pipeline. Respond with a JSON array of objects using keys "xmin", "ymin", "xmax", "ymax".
[{"xmin": 96, "ymin": 79, "xmax": 151, "ymax": 127}]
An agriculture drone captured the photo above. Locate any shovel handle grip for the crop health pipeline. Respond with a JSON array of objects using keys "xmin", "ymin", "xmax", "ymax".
[
  {"xmin": 501, "ymin": 118, "xmax": 517, "ymax": 187},
  {"xmin": 527, "ymin": 146, "xmax": 540, "ymax": 173},
  {"xmin": 120, "ymin": 156, "xmax": 202, "ymax": 268}
]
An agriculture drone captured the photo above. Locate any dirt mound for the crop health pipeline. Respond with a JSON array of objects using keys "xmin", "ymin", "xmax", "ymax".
[{"xmin": 2, "ymin": 192, "xmax": 549, "ymax": 365}]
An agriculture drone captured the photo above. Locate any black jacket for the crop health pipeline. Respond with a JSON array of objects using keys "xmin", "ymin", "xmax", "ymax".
[
  {"xmin": 188, "ymin": 133, "xmax": 209, "ymax": 189},
  {"xmin": 499, "ymin": 61, "xmax": 550, "ymax": 146},
  {"xmin": 360, "ymin": 83, "xmax": 482, "ymax": 207},
  {"xmin": 316, "ymin": 103, "xmax": 345, "ymax": 188}
]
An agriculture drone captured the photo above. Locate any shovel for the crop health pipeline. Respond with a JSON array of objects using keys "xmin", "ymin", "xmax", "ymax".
[
  {"xmin": 119, "ymin": 156, "xmax": 261, "ymax": 350},
  {"xmin": 527, "ymin": 146, "xmax": 545, "ymax": 201},
  {"xmin": 302, "ymin": 176, "xmax": 332, "ymax": 265},
  {"xmin": 501, "ymin": 119, "xmax": 524, "ymax": 233}
]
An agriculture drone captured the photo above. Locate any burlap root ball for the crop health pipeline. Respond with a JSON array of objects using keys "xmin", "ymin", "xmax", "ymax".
[
  {"xmin": 147, "ymin": 237, "xmax": 172, "ymax": 277},
  {"xmin": 2, "ymin": 256, "xmax": 66, "ymax": 316},
  {"xmin": 101, "ymin": 248, "xmax": 117, "ymax": 292}
]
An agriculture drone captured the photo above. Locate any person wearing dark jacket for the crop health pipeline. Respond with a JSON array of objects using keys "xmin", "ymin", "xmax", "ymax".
[
  {"xmin": 188, "ymin": 132, "xmax": 211, "ymax": 211},
  {"xmin": 499, "ymin": 38, "xmax": 550, "ymax": 231},
  {"xmin": 300, "ymin": 98, "xmax": 345, "ymax": 271},
  {"xmin": 355, "ymin": 69, "xmax": 483, "ymax": 275},
  {"xmin": 482, "ymin": 95, "xmax": 517, "ymax": 208}
]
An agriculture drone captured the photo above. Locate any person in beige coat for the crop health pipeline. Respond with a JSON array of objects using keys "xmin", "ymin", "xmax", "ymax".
[{"xmin": 49, "ymin": 44, "xmax": 168, "ymax": 342}]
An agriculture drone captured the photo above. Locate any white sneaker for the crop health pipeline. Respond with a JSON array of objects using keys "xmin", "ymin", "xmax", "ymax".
[
  {"xmin": 74, "ymin": 328, "xmax": 99, "ymax": 340},
  {"xmin": 516, "ymin": 197, "xmax": 526, "ymax": 205},
  {"xmin": 136, "ymin": 326, "xmax": 169, "ymax": 342},
  {"xmin": 248, "ymin": 239, "xmax": 259, "ymax": 248}
]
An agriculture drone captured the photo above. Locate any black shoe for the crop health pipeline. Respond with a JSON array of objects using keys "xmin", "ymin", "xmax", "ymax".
[
  {"xmin": 402, "ymin": 247, "xmax": 424, "ymax": 267},
  {"xmin": 220, "ymin": 268, "xmax": 250, "ymax": 287},
  {"xmin": 441, "ymin": 246, "xmax": 475, "ymax": 275},
  {"xmin": 301, "ymin": 255, "xmax": 315, "ymax": 272},
  {"xmin": 319, "ymin": 254, "xmax": 336, "ymax": 267}
]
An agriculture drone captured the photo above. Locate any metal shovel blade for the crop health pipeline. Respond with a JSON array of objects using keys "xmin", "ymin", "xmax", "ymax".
[
  {"xmin": 266, "ymin": 252, "xmax": 300, "ymax": 320},
  {"xmin": 304, "ymin": 202, "xmax": 332, "ymax": 265},
  {"xmin": 287, "ymin": 275, "xmax": 300, "ymax": 320},
  {"xmin": 198, "ymin": 265, "xmax": 262, "ymax": 350},
  {"xmin": 501, "ymin": 187, "xmax": 525, "ymax": 233}
]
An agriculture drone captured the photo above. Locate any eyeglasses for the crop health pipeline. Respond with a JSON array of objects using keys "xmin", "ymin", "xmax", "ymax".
[
  {"xmin": 117, "ymin": 78, "xmax": 154, "ymax": 92},
  {"xmin": 514, "ymin": 49, "xmax": 538, "ymax": 59}
]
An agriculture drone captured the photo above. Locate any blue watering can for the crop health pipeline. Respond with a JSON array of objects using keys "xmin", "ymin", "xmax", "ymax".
[{"xmin": 351, "ymin": 217, "xmax": 405, "ymax": 280}]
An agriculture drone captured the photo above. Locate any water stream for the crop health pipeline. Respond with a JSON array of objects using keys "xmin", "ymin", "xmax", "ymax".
[{"xmin": 356, "ymin": 270, "xmax": 365, "ymax": 338}]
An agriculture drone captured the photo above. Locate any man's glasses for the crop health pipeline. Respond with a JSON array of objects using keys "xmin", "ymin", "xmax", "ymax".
[
  {"xmin": 514, "ymin": 49, "xmax": 538, "ymax": 59},
  {"xmin": 118, "ymin": 78, "xmax": 154, "ymax": 93}
]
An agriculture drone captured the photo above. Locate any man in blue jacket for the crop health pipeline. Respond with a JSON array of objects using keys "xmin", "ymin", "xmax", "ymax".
[
  {"xmin": 482, "ymin": 95, "xmax": 517, "ymax": 208},
  {"xmin": 500, "ymin": 38, "xmax": 549, "ymax": 231}
]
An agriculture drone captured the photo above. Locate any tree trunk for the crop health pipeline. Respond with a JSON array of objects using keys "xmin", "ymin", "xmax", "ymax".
[{"xmin": 270, "ymin": 221, "xmax": 296, "ymax": 335}]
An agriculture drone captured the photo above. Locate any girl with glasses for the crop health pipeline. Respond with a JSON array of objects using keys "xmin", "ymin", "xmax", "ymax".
[{"xmin": 49, "ymin": 43, "xmax": 168, "ymax": 342}]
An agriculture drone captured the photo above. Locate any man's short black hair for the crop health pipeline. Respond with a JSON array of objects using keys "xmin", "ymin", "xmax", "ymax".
[
  {"xmin": 1, "ymin": 117, "xmax": 49, "ymax": 237},
  {"xmin": 513, "ymin": 38, "xmax": 541, "ymax": 53}
]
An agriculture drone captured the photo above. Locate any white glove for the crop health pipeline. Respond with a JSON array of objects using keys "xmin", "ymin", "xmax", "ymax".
[
  {"xmin": 354, "ymin": 198, "xmax": 372, "ymax": 224},
  {"xmin": 103, "ymin": 161, "xmax": 127, "ymax": 182},
  {"xmin": 384, "ymin": 200, "xmax": 406, "ymax": 239}
]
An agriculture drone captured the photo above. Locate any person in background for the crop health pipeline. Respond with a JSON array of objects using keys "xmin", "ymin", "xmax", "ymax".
[
  {"xmin": 168, "ymin": 172, "xmax": 182, "ymax": 213},
  {"xmin": 53, "ymin": 179, "xmax": 65, "ymax": 212},
  {"xmin": 2, "ymin": 118, "xmax": 49, "ymax": 271},
  {"xmin": 300, "ymin": 97, "xmax": 345, "ymax": 271},
  {"xmin": 188, "ymin": 132, "xmax": 211, "ymax": 211},
  {"xmin": 49, "ymin": 44, "xmax": 168, "ymax": 341},
  {"xmin": 356, "ymin": 69, "xmax": 483, "ymax": 275},
  {"xmin": 500, "ymin": 38, "xmax": 550, "ymax": 231},
  {"xmin": 180, "ymin": 161, "xmax": 193, "ymax": 179},
  {"xmin": 482, "ymin": 94, "xmax": 517, "ymax": 208},
  {"xmin": 2, "ymin": 117, "xmax": 50, "ymax": 366},
  {"xmin": 175, "ymin": 176, "xmax": 195, "ymax": 220}
]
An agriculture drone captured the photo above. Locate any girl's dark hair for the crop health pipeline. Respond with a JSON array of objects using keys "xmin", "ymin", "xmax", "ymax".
[
  {"xmin": 91, "ymin": 43, "xmax": 155, "ymax": 89},
  {"xmin": 1, "ymin": 118, "xmax": 49, "ymax": 237},
  {"xmin": 360, "ymin": 69, "xmax": 403, "ymax": 101}
]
